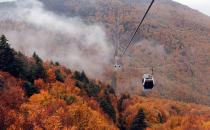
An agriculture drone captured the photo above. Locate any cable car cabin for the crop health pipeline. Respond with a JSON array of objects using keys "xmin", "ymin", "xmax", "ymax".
[
  {"xmin": 142, "ymin": 74, "xmax": 155, "ymax": 90},
  {"xmin": 113, "ymin": 64, "xmax": 121, "ymax": 69}
]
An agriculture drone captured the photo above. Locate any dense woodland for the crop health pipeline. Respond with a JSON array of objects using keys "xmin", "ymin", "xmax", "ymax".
[{"xmin": 0, "ymin": 35, "xmax": 210, "ymax": 130}]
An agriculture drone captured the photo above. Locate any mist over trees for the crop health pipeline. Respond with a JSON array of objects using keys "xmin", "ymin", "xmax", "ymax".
[
  {"xmin": 0, "ymin": 36, "xmax": 210, "ymax": 130},
  {"xmin": 0, "ymin": 0, "xmax": 210, "ymax": 129}
]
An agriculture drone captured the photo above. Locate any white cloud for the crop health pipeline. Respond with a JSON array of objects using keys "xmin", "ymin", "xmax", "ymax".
[
  {"xmin": 173, "ymin": 0, "xmax": 210, "ymax": 16},
  {"xmin": 0, "ymin": 0, "xmax": 114, "ymax": 78}
]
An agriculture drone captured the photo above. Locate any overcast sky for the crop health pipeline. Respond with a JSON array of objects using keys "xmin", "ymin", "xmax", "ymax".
[
  {"xmin": 0, "ymin": 0, "xmax": 210, "ymax": 16},
  {"xmin": 173, "ymin": 0, "xmax": 210, "ymax": 16},
  {"xmin": 0, "ymin": 0, "xmax": 15, "ymax": 2}
]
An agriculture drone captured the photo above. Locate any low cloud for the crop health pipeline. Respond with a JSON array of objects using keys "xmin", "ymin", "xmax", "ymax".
[{"xmin": 0, "ymin": 0, "xmax": 114, "ymax": 78}]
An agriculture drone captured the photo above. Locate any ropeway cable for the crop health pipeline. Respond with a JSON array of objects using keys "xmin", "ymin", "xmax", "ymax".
[{"xmin": 121, "ymin": 0, "xmax": 155, "ymax": 57}]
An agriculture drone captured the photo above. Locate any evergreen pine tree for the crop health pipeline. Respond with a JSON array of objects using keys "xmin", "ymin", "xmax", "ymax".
[
  {"xmin": 23, "ymin": 81, "xmax": 39, "ymax": 97},
  {"xmin": 0, "ymin": 35, "xmax": 15, "ymax": 72},
  {"xmin": 0, "ymin": 35, "xmax": 30, "ymax": 80},
  {"xmin": 32, "ymin": 52, "xmax": 46, "ymax": 81},
  {"xmin": 130, "ymin": 108, "xmax": 148, "ymax": 130},
  {"xmin": 73, "ymin": 71, "xmax": 89, "ymax": 83},
  {"xmin": 99, "ymin": 96, "xmax": 116, "ymax": 122},
  {"xmin": 55, "ymin": 69, "xmax": 64, "ymax": 82}
]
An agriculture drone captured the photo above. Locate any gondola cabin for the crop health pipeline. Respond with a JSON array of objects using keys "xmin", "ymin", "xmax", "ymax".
[
  {"xmin": 113, "ymin": 64, "xmax": 121, "ymax": 69},
  {"xmin": 142, "ymin": 74, "xmax": 155, "ymax": 89}
]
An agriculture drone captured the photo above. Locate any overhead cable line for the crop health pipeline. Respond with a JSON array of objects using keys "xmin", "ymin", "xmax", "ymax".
[{"xmin": 121, "ymin": 0, "xmax": 155, "ymax": 57}]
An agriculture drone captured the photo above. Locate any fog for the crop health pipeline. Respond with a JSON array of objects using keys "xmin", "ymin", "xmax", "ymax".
[{"xmin": 0, "ymin": 0, "xmax": 114, "ymax": 78}]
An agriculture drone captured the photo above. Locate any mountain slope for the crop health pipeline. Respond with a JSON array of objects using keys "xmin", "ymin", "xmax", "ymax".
[
  {"xmin": 0, "ymin": 35, "xmax": 210, "ymax": 130},
  {"xmin": 39, "ymin": 0, "xmax": 210, "ymax": 105},
  {"xmin": 0, "ymin": 0, "xmax": 210, "ymax": 106},
  {"xmin": 0, "ymin": 48, "xmax": 210, "ymax": 130}
]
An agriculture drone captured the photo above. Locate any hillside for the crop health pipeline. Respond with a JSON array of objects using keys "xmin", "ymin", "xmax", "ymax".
[
  {"xmin": 0, "ymin": 0, "xmax": 209, "ymax": 106},
  {"xmin": 39, "ymin": 0, "xmax": 210, "ymax": 105},
  {"xmin": 0, "ymin": 36, "xmax": 210, "ymax": 130}
]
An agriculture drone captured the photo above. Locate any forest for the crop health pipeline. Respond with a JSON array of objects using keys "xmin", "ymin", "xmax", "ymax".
[
  {"xmin": 1, "ymin": 0, "xmax": 210, "ymax": 129},
  {"xmin": 0, "ymin": 35, "xmax": 210, "ymax": 130},
  {"xmin": 1, "ymin": 0, "xmax": 209, "ymax": 105}
]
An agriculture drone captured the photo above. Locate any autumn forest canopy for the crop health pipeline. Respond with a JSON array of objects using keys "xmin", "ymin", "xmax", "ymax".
[
  {"xmin": 0, "ymin": 34, "xmax": 210, "ymax": 130},
  {"xmin": 0, "ymin": 0, "xmax": 210, "ymax": 130}
]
